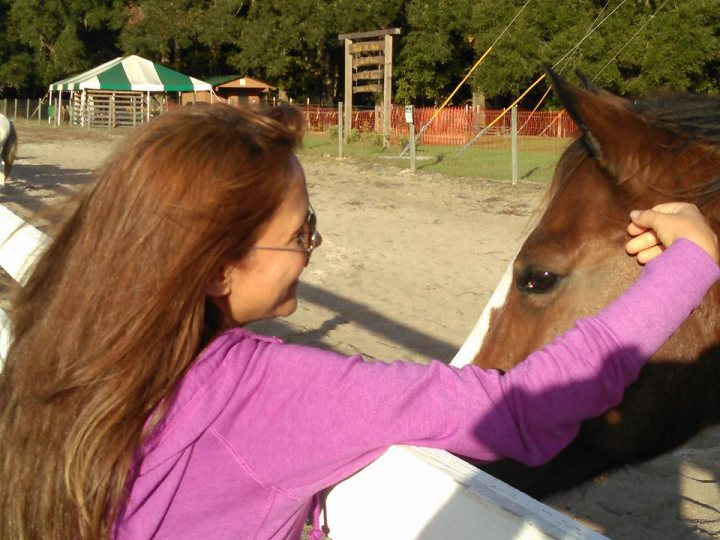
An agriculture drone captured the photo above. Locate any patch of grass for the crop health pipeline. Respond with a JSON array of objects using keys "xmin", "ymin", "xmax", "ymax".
[{"xmin": 298, "ymin": 132, "xmax": 570, "ymax": 185}]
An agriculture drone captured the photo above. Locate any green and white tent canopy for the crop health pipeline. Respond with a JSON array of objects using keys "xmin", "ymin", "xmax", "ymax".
[{"xmin": 49, "ymin": 55, "xmax": 211, "ymax": 93}]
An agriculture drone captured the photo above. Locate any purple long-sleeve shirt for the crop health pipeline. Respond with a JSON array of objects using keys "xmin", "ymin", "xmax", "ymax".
[{"xmin": 115, "ymin": 239, "xmax": 720, "ymax": 539}]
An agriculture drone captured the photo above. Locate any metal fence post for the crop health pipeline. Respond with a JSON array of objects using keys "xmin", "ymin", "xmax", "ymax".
[
  {"xmin": 511, "ymin": 105, "xmax": 518, "ymax": 185},
  {"xmin": 405, "ymin": 105, "xmax": 416, "ymax": 173},
  {"xmin": 409, "ymin": 121, "xmax": 416, "ymax": 173}
]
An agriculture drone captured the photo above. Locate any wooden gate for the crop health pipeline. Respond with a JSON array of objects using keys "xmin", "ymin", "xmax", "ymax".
[{"xmin": 72, "ymin": 90, "xmax": 147, "ymax": 128}]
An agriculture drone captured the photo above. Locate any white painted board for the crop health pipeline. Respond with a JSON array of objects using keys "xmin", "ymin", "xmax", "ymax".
[{"xmin": 325, "ymin": 446, "xmax": 607, "ymax": 540}]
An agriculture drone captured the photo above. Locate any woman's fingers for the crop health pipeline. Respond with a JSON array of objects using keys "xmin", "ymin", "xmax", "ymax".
[
  {"xmin": 636, "ymin": 245, "xmax": 664, "ymax": 264},
  {"xmin": 626, "ymin": 202, "xmax": 719, "ymax": 265},
  {"xmin": 627, "ymin": 221, "xmax": 648, "ymax": 237},
  {"xmin": 625, "ymin": 229, "xmax": 661, "ymax": 255}
]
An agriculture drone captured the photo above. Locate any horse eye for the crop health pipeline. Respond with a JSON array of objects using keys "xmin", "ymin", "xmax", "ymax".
[{"xmin": 516, "ymin": 268, "xmax": 560, "ymax": 293}]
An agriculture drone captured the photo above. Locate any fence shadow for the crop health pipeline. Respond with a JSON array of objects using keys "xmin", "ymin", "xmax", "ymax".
[
  {"xmin": 250, "ymin": 281, "xmax": 459, "ymax": 362},
  {"xmin": 1, "ymin": 161, "xmax": 93, "ymax": 227}
]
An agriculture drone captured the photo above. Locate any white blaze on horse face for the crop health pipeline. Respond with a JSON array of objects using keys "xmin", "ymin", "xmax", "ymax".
[{"xmin": 450, "ymin": 258, "xmax": 514, "ymax": 368}]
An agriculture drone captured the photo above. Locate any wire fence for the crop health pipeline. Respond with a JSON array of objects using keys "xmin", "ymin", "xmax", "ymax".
[
  {"xmin": 302, "ymin": 104, "xmax": 577, "ymax": 184},
  {"xmin": 0, "ymin": 98, "xmax": 53, "ymax": 123},
  {"xmin": 2, "ymin": 98, "xmax": 577, "ymax": 184}
]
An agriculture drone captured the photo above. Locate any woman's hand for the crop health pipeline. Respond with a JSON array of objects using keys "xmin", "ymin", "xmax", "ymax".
[{"xmin": 626, "ymin": 202, "xmax": 719, "ymax": 265}]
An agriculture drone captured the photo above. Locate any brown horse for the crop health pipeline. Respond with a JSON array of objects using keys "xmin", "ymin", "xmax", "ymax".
[{"xmin": 470, "ymin": 69, "xmax": 720, "ymax": 497}]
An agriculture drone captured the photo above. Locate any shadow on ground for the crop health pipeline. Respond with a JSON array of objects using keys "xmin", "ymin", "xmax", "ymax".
[
  {"xmin": 251, "ymin": 282, "xmax": 459, "ymax": 362},
  {"xmin": 1, "ymin": 161, "xmax": 94, "ymax": 228}
]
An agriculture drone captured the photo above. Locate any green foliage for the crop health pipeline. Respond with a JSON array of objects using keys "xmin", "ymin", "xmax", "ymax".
[
  {"xmin": 396, "ymin": 0, "xmax": 476, "ymax": 104},
  {"xmin": 118, "ymin": 1, "xmax": 197, "ymax": 67},
  {"xmin": 116, "ymin": 0, "xmax": 244, "ymax": 77},
  {"xmin": 2, "ymin": 0, "xmax": 121, "ymax": 95},
  {"xmin": 464, "ymin": 0, "xmax": 605, "ymax": 106},
  {"xmin": 612, "ymin": 0, "xmax": 720, "ymax": 96},
  {"xmin": 364, "ymin": 130, "xmax": 384, "ymax": 147},
  {"xmin": 1, "ymin": 0, "xmax": 719, "ymax": 102},
  {"xmin": 227, "ymin": 0, "xmax": 404, "ymax": 102},
  {"xmin": 346, "ymin": 128, "xmax": 361, "ymax": 143},
  {"xmin": 227, "ymin": 0, "xmax": 336, "ymax": 99}
]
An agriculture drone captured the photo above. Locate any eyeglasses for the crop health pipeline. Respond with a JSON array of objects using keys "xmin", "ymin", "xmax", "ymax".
[{"xmin": 252, "ymin": 205, "xmax": 320, "ymax": 266}]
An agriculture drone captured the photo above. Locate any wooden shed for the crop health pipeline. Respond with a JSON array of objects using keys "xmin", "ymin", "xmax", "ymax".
[{"xmin": 182, "ymin": 75, "xmax": 276, "ymax": 106}]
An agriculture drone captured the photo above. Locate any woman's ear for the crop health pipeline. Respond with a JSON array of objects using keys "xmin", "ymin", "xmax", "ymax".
[{"xmin": 205, "ymin": 264, "xmax": 232, "ymax": 298}]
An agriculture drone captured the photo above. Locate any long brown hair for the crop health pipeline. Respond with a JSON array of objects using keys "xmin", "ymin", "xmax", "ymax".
[{"xmin": 0, "ymin": 103, "xmax": 304, "ymax": 539}]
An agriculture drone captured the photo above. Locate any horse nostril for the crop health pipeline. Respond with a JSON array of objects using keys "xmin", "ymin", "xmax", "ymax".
[{"xmin": 516, "ymin": 268, "xmax": 560, "ymax": 293}]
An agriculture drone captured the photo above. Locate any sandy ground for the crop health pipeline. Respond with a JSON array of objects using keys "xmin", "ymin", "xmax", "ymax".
[{"xmin": 4, "ymin": 123, "xmax": 719, "ymax": 538}]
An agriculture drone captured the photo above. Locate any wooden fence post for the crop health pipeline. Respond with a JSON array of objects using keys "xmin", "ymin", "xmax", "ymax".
[
  {"xmin": 338, "ymin": 102, "xmax": 344, "ymax": 159},
  {"xmin": 382, "ymin": 33, "xmax": 393, "ymax": 147}
]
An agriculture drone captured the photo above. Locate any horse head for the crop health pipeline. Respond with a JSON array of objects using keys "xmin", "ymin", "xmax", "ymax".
[{"xmin": 473, "ymin": 70, "xmax": 720, "ymax": 491}]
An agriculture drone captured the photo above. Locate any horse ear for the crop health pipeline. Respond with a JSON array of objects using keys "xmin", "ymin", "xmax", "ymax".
[
  {"xmin": 574, "ymin": 69, "xmax": 601, "ymax": 95},
  {"xmin": 572, "ymin": 69, "xmax": 626, "ymax": 103},
  {"xmin": 545, "ymin": 66, "xmax": 646, "ymax": 179},
  {"xmin": 547, "ymin": 67, "xmax": 720, "ymax": 203}
]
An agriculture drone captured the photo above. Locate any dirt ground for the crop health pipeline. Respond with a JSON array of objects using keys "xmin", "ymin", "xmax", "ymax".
[{"xmin": 5, "ymin": 123, "xmax": 720, "ymax": 539}]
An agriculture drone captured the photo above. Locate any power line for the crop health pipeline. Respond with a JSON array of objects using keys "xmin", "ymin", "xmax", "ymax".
[
  {"xmin": 457, "ymin": 0, "xmax": 631, "ymax": 155},
  {"xmin": 398, "ymin": 0, "xmax": 535, "ymax": 157},
  {"xmin": 551, "ymin": 0, "xmax": 630, "ymax": 70},
  {"xmin": 516, "ymin": 0, "xmax": 612, "ymax": 135},
  {"xmin": 593, "ymin": 0, "xmax": 671, "ymax": 81},
  {"xmin": 455, "ymin": 74, "xmax": 546, "ymax": 156}
]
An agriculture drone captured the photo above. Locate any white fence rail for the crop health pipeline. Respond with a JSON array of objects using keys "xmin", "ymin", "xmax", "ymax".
[{"xmin": 0, "ymin": 205, "xmax": 606, "ymax": 539}]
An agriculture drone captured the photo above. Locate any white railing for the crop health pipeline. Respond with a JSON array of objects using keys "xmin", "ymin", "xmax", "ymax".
[
  {"xmin": 0, "ymin": 206, "xmax": 606, "ymax": 539},
  {"xmin": 0, "ymin": 206, "xmax": 49, "ymax": 366}
]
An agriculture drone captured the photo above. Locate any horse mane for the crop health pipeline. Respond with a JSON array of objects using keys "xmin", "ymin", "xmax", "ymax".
[
  {"xmin": 548, "ymin": 91, "xmax": 720, "ymax": 207},
  {"xmin": 629, "ymin": 92, "xmax": 720, "ymax": 143}
]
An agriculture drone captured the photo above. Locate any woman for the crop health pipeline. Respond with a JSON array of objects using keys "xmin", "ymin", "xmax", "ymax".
[{"xmin": 0, "ymin": 103, "xmax": 717, "ymax": 539}]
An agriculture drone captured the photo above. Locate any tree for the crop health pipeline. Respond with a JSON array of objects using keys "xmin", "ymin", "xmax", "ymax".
[
  {"xmin": 395, "ymin": 0, "xmax": 476, "ymax": 105},
  {"xmin": 226, "ymin": 0, "xmax": 333, "ymax": 100},
  {"xmin": 190, "ymin": 0, "xmax": 246, "ymax": 78},
  {"xmin": 612, "ymin": 0, "xmax": 720, "ymax": 95},
  {"xmin": 118, "ymin": 0, "xmax": 200, "ymax": 69},
  {"xmin": 1, "ymin": 0, "xmax": 718, "ymax": 105},
  {"xmin": 0, "ymin": 0, "xmax": 31, "ymax": 96},
  {"xmin": 465, "ymin": 0, "xmax": 601, "ymax": 108},
  {"xmin": 468, "ymin": 0, "xmax": 720, "ymax": 107},
  {"xmin": 3, "ymin": 0, "xmax": 121, "ymax": 95},
  {"xmin": 228, "ymin": 0, "xmax": 405, "ymax": 103}
]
